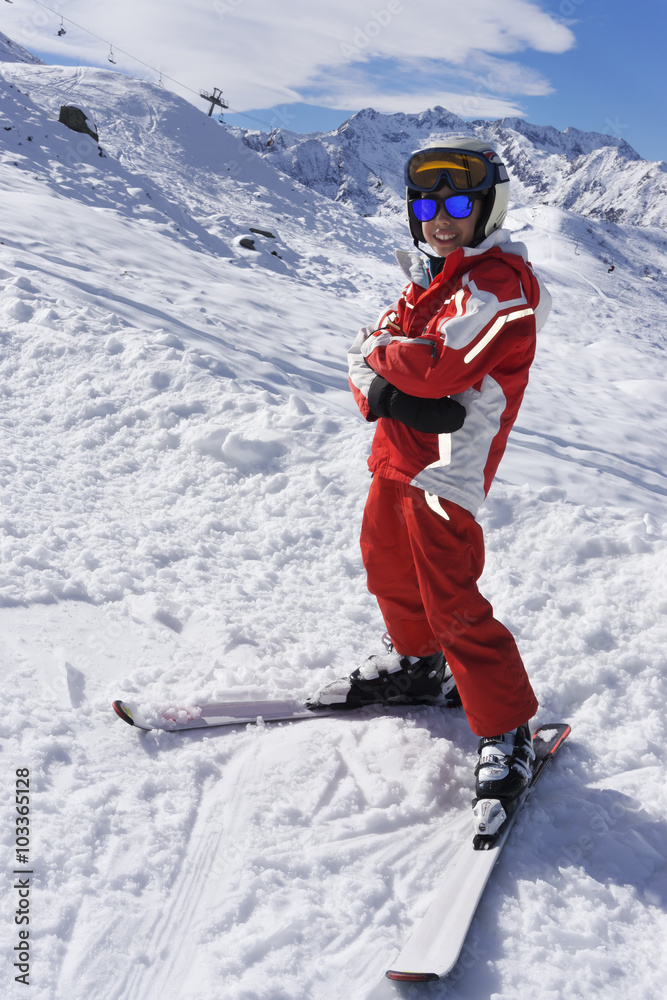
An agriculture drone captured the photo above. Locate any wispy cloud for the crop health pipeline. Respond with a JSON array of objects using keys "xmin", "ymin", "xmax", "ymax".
[
  {"xmin": 4, "ymin": 0, "xmax": 575, "ymax": 117},
  {"xmin": 311, "ymin": 86, "xmax": 528, "ymax": 120}
]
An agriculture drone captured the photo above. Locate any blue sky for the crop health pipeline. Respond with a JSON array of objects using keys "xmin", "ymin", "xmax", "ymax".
[
  {"xmin": 4, "ymin": 0, "xmax": 665, "ymax": 161},
  {"xmin": 515, "ymin": 0, "xmax": 666, "ymax": 160},
  {"xmin": 223, "ymin": 0, "xmax": 666, "ymax": 161}
]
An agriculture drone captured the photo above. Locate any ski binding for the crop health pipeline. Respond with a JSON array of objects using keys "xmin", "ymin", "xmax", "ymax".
[{"xmin": 471, "ymin": 797, "xmax": 507, "ymax": 846}]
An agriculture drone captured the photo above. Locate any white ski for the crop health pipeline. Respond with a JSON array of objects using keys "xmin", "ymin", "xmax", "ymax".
[
  {"xmin": 111, "ymin": 697, "xmax": 440, "ymax": 733},
  {"xmin": 382, "ymin": 723, "xmax": 570, "ymax": 984},
  {"xmin": 112, "ymin": 698, "xmax": 337, "ymax": 731}
]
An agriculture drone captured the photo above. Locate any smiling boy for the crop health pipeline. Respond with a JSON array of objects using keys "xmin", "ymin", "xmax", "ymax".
[
  {"xmin": 310, "ymin": 137, "xmax": 551, "ymax": 810},
  {"xmin": 420, "ymin": 183, "xmax": 482, "ymax": 255}
]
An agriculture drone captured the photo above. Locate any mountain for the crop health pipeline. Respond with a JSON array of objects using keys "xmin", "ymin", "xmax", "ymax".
[
  {"xmin": 2, "ymin": 39, "xmax": 667, "ymax": 1000},
  {"xmin": 0, "ymin": 29, "xmax": 43, "ymax": 64},
  {"xmin": 232, "ymin": 105, "xmax": 667, "ymax": 228}
]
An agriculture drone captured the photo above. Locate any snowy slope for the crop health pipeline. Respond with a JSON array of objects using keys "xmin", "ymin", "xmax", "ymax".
[
  {"xmin": 2, "ymin": 52, "xmax": 667, "ymax": 1000},
  {"xmin": 0, "ymin": 30, "xmax": 43, "ymax": 65}
]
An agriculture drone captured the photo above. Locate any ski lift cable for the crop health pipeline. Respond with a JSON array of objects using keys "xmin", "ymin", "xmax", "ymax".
[
  {"xmin": 25, "ymin": 0, "xmax": 191, "ymax": 91},
  {"xmin": 22, "ymin": 0, "xmax": 304, "ymax": 136}
]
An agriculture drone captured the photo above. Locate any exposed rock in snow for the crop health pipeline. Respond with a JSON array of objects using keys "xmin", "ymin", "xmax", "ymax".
[{"xmin": 58, "ymin": 104, "xmax": 99, "ymax": 142}]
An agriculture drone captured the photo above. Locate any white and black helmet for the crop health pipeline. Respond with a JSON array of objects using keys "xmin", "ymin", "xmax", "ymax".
[{"xmin": 405, "ymin": 136, "xmax": 510, "ymax": 249}]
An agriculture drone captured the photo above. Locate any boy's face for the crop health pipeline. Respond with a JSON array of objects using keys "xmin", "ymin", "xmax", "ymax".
[{"xmin": 421, "ymin": 184, "xmax": 483, "ymax": 257}]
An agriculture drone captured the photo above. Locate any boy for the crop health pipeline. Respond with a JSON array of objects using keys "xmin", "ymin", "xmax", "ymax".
[{"xmin": 309, "ymin": 137, "xmax": 551, "ymax": 808}]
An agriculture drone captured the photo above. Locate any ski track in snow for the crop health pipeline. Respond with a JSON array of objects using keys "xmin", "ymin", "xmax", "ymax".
[{"xmin": 1, "ymin": 59, "xmax": 667, "ymax": 1000}]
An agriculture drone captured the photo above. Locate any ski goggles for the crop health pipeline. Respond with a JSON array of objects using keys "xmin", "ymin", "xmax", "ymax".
[
  {"xmin": 410, "ymin": 194, "xmax": 477, "ymax": 222},
  {"xmin": 405, "ymin": 147, "xmax": 502, "ymax": 193}
]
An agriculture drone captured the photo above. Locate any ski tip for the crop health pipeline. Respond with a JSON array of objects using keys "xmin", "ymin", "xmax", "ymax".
[
  {"xmin": 552, "ymin": 723, "xmax": 572, "ymax": 749},
  {"xmin": 112, "ymin": 700, "xmax": 138, "ymax": 727},
  {"xmin": 534, "ymin": 722, "xmax": 571, "ymax": 751},
  {"xmin": 386, "ymin": 971, "xmax": 440, "ymax": 983}
]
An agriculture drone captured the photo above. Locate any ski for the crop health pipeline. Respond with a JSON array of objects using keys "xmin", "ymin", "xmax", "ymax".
[
  {"xmin": 384, "ymin": 723, "xmax": 570, "ymax": 983},
  {"xmin": 112, "ymin": 695, "xmax": 456, "ymax": 733},
  {"xmin": 112, "ymin": 698, "xmax": 339, "ymax": 732}
]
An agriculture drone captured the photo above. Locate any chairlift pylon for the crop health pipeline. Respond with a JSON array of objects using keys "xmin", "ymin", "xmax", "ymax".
[{"xmin": 200, "ymin": 87, "xmax": 229, "ymax": 118}]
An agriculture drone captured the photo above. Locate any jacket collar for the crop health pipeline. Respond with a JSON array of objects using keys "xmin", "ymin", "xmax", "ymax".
[
  {"xmin": 395, "ymin": 229, "xmax": 529, "ymax": 288},
  {"xmin": 395, "ymin": 249, "xmax": 431, "ymax": 288}
]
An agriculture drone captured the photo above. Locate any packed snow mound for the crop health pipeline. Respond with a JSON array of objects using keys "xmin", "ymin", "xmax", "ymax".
[{"xmin": 233, "ymin": 105, "xmax": 667, "ymax": 228}]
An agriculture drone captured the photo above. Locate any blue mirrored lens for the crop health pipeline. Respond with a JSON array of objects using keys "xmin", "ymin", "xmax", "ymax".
[
  {"xmin": 412, "ymin": 195, "xmax": 474, "ymax": 222},
  {"xmin": 445, "ymin": 195, "xmax": 474, "ymax": 219},
  {"xmin": 412, "ymin": 199, "xmax": 437, "ymax": 221}
]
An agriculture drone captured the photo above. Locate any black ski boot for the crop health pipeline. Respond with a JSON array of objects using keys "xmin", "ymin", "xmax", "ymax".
[
  {"xmin": 307, "ymin": 640, "xmax": 461, "ymax": 710},
  {"xmin": 474, "ymin": 724, "xmax": 535, "ymax": 806}
]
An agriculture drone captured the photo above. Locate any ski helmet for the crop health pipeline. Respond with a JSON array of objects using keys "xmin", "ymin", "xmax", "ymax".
[{"xmin": 404, "ymin": 136, "xmax": 510, "ymax": 249}]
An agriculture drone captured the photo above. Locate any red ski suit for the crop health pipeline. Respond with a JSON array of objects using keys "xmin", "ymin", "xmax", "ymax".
[{"xmin": 348, "ymin": 231, "xmax": 551, "ymax": 736}]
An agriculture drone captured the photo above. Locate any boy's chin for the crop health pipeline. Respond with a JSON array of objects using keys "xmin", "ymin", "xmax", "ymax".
[{"xmin": 427, "ymin": 241, "xmax": 459, "ymax": 257}]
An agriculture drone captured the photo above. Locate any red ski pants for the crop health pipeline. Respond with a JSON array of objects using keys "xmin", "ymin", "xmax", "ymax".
[{"xmin": 360, "ymin": 476, "xmax": 538, "ymax": 737}]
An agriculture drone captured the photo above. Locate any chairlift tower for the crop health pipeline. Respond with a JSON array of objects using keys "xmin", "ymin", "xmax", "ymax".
[{"xmin": 200, "ymin": 87, "xmax": 229, "ymax": 118}]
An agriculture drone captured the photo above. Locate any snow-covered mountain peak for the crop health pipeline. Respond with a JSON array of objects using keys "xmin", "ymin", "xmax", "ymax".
[
  {"xmin": 235, "ymin": 105, "xmax": 666, "ymax": 228},
  {"xmin": 338, "ymin": 104, "xmax": 469, "ymax": 137},
  {"xmin": 488, "ymin": 116, "xmax": 641, "ymax": 160}
]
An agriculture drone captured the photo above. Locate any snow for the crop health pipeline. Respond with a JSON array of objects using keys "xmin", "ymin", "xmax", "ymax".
[
  {"xmin": 2, "ymin": 44, "xmax": 667, "ymax": 1000},
  {"xmin": 0, "ymin": 31, "xmax": 43, "ymax": 66}
]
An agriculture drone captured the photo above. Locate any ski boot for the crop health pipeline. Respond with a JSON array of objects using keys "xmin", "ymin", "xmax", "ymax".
[
  {"xmin": 472, "ymin": 724, "xmax": 535, "ymax": 846},
  {"xmin": 306, "ymin": 636, "xmax": 461, "ymax": 710}
]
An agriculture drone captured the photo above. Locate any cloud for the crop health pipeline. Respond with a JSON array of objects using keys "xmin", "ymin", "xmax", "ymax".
[
  {"xmin": 301, "ymin": 50, "xmax": 556, "ymax": 119},
  {"xmin": 3, "ymin": 0, "xmax": 575, "ymax": 118},
  {"xmin": 318, "ymin": 88, "xmax": 528, "ymax": 120}
]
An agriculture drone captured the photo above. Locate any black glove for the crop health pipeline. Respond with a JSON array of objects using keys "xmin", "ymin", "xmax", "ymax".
[{"xmin": 368, "ymin": 376, "xmax": 466, "ymax": 434}]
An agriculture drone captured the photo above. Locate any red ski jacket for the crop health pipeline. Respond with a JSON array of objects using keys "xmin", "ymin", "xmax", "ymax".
[{"xmin": 348, "ymin": 230, "xmax": 551, "ymax": 514}]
